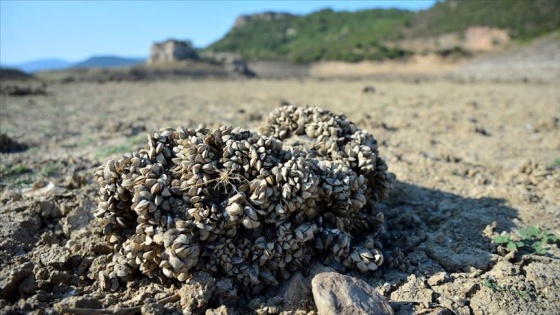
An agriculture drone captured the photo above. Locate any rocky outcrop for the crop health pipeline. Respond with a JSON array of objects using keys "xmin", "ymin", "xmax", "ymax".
[
  {"xmin": 233, "ymin": 12, "xmax": 294, "ymax": 29},
  {"xmin": 391, "ymin": 26, "xmax": 511, "ymax": 55},
  {"xmin": 147, "ymin": 39, "xmax": 198, "ymax": 65},
  {"xmin": 147, "ymin": 40, "xmax": 254, "ymax": 77},
  {"xmin": 201, "ymin": 52, "xmax": 255, "ymax": 77}
]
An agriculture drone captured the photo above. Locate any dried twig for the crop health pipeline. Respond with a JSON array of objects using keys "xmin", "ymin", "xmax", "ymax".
[{"xmin": 59, "ymin": 293, "xmax": 180, "ymax": 315}]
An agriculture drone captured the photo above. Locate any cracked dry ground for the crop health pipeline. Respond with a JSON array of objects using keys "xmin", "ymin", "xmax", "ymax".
[{"xmin": 1, "ymin": 79, "xmax": 559, "ymax": 314}]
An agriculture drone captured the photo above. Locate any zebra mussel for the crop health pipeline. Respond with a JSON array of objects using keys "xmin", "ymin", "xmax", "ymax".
[{"xmin": 93, "ymin": 105, "xmax": 394, "ymax": 293}]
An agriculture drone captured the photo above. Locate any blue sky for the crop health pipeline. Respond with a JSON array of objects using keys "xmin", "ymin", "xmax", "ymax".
[{"xmin": 1, "ymin": 1, "xmax": 436, "ymax": 64}]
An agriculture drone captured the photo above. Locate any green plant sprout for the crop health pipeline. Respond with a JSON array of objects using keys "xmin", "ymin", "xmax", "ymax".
[
  {"xmin": 482, "ymin": 278, "xmax": 533, "ymax": 300},
  {"xmin": 492, "ymin": 226, "xmax": 558, "ymax": 255},
  {"xmin": 551, "ymin": 158, "xmax": 560, "ymax": 169},
  {"xmin": 0, "ymin": 164, "xmax": 31, "ymax": 177}
]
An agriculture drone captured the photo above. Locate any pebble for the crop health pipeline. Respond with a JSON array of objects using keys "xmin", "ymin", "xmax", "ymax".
[{"xmin": 311, "ymin": 272, "xmax": 393, "ymax": 315}]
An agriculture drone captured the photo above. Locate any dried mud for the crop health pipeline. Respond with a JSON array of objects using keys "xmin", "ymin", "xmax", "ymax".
[{"xmin": 0, "ymin": 79, "xmax": 559, "ymax": 314}]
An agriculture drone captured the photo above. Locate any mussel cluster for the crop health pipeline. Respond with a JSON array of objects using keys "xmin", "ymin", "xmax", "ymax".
[{"xmin": 93, "ymin": 105, "xmax": 394, "ymax": 292}]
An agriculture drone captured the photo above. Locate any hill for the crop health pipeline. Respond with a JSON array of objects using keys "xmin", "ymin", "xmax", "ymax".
[
  {"xmin": 406, "ymin": 0, "xmax": 560, "ymax": 40},
  {"xmin": 5, "ymin": 56, "xmax": 146, "ymax": 73},
  {"xmin": 207, "ymin": 0, "xmax": 560, "ymax": 63},
  {"xmin": 72, "ymin": 56, "xmax": 145, "ymax": 69},
  {"xmin": 6, "ymin": 59, "xmax": 72, "ymax": 73},
  {"xmin": 207, "ymin": 8, "xmax": 412, "ymax": 63},
  {"xmin": 0, "ymin": 68, "xmax": 35, "ymax": 80}
]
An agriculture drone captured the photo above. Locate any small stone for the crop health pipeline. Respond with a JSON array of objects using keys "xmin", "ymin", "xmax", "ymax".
[
  {"xmin": 363, "ymin": 86, "xmax": 376, "ymax": 94},
  {"xmin": 312, "ymin": 272, "xmax": 393, "ymax": 315},
  {"xmin": 0, "ymin": 133, "xmax": 27, "ymax": 153},
  {"xmin": 179, "ymin": 272, "xmax": 215, "ymax": 314},
  {"xmin": 205, "ymin": 305, "xmax": 238, "ymax": 315},
  {"xmin": 141, "ymin": 303, "xmax": 164, "ymax": 315},
  {"xmin": 427, "ymin": 272, "xmax": 450, "ymax": 286},
  {"xmin": 40, "ymin": 201, "xmax": 60, "ymax": 218},
  {"xmin": 270, "ymin": 271, "xmax": 309, "ymax": 311}
]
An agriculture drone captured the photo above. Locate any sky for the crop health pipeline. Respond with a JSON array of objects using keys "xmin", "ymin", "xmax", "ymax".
[{"xmin": 0, "ymin": 1, "xmax": 436, "ymax": 65}]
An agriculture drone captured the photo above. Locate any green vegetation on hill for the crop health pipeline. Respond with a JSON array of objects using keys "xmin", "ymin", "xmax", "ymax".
[
  {"xmin": 407, "ymin": 0, "xmax": 560, "ymax": 39},
  {"xmin": 208, "ymin": 8, "xmax": 413, "ymax": 63},
  {"xmin": 207, "ymin": 0, "xmax": 560, "ymax": 63}
]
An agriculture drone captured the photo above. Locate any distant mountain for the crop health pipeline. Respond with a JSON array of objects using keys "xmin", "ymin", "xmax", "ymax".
[
  {"xmin": 3, "ymin": 56, "xmax": 146, "ymax": 73},
  {"xmin": 9, "ymin": 59, "xmax": 72, "ymax": 73},
  {"xmin": 72, "ymin": 56, "xmax": 145, "ymax": 69}
]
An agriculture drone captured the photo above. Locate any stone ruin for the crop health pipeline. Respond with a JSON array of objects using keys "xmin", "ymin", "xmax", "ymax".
[
  {"xmin": 147, "ymin": 39, "xmax": 199, "ymax": 65},
  {"xmin": 147, "ymin": 39, "xmax": 255, "ymax": 76}
]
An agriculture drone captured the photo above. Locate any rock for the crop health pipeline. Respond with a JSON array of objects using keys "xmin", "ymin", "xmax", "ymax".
[
  {"xmin": 312, "ymin": 272, "xmax": 393, "ymax": 315},
  {"xmin": 224, "ymin": 58, "xmax": 255, "ymax": 77},
  {"xmin": 0, "ymin": 133, "xmax": 28, "ymax": 153},
  {"xmin": 0, "ymin": 261, "xmax": 33, "ymax": 299},
  {"xmin": 141, "ymin": 303, "xmax": 164, "ymax": 315},
  {"xmin": 179, "ymin": 272, "xmax": 215, "ymax": 314},
  {"xmin": 201, "ymin": 52, "xmax": 255, "ymax": 77},
  {"xmin": 205, "ymin": 305, "xmax": 237, "ymax": 315},
  {"xmin": 270, "ymin": 271, "xmax": 310, "ymax": 311},
  {"xmin": 147, "ymin": 39, "xmax": 198, "ymax": 65},
  {"xmin": 427, "ymin": 272, "xmax": 450, "ymax": 286},
  {"xmin": 265, "ymin": 262, "xmax": 335, "ymax": 312},
  {"xmin": 40, "ymin": 201, "xmax": 61, "ymax": 218},
  {"xmin": 363, "ymin": 86, "xmax": 376, "ymax": 93}
]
